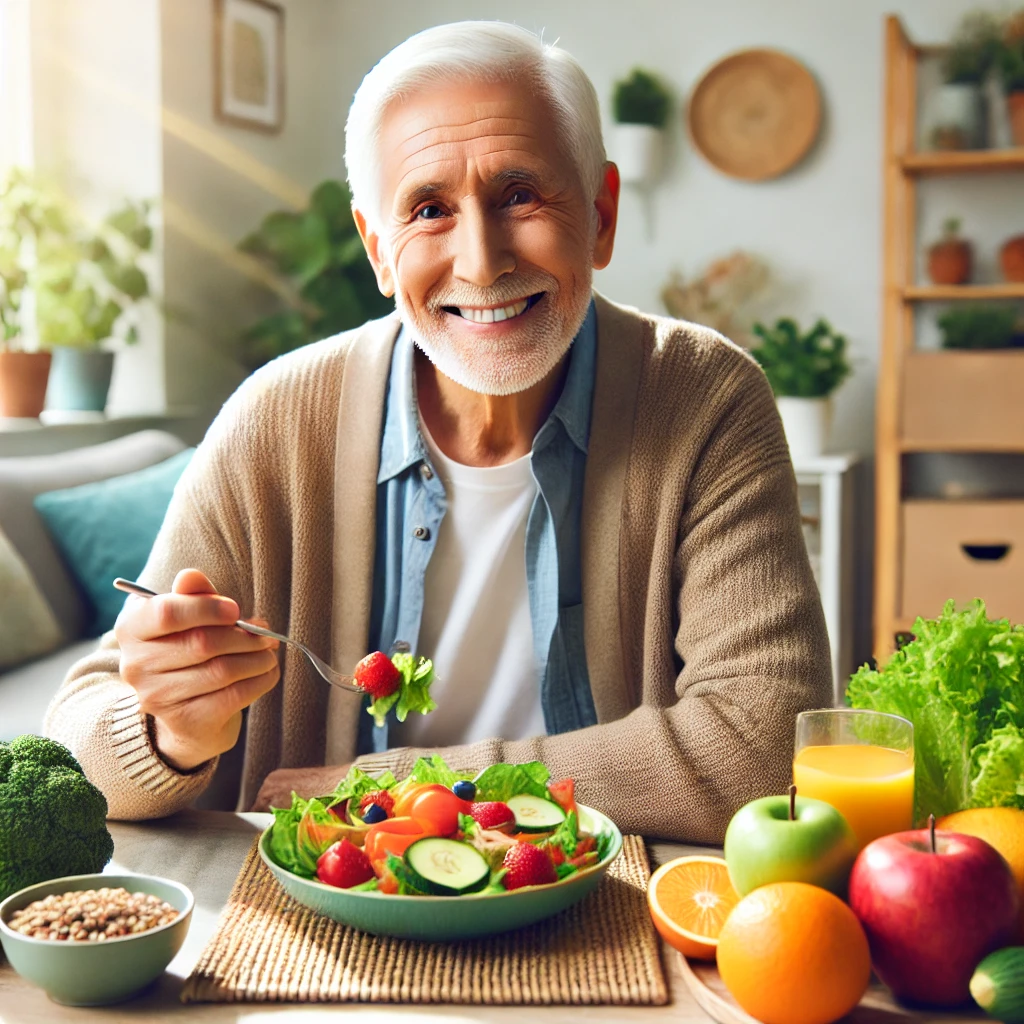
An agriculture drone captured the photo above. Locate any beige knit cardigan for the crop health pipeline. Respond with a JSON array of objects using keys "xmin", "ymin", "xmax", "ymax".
[{"xmin": 44, "ymin": 293, "xmax": 832, "ymax": 843}]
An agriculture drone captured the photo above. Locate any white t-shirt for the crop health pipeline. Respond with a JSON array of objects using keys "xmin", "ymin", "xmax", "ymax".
[{"xmin": 389, "ymin": 421, "xmax": 546, "ymax": 748}]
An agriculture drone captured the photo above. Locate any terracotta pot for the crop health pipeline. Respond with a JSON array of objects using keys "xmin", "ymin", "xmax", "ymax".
[
  {"xmin": 0, "ymin": 349, "xmax": 53, "ymax": 418},
  {"xmin": 1001, "ymin": 234, "xmax": 1024, "ymax": 283},
  {"xmin": 928, "ymin": 238, "xmax": 973, "ymax": 285},
  {"xmin": 1010, "ymin": 92, "xmax": 1024, "ymax": 147}
]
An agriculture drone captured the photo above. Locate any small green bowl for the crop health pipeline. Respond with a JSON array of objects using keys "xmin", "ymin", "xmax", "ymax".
[
  {"xmin": 259, "ymin": 803, "xmax": 623, "ymax": 941},
  {"xmin": 0, "ymin": 873, "xmax": 193, "ymax": 1006}
]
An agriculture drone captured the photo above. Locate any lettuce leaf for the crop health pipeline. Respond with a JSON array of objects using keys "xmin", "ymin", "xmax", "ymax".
[
  {"xmin": 846, "ymin": 599, "xmax": 1024, "ymax": 819},
  {"xmin": 329, "ymin": 765, "xmax": 397, "ymax": 807},
  {"xmin": 543, "ymin": 811, "xmax": 579, "ymax": 858},
  {"xmin": 410, "ymin": 754, "xmax": 463, "ymax": 787},
  {"xmin": 368, "ymin": 652, "xmax": 437, "ymax": 726},
  {"xmin": 473, "ymin": 761, "xmax": 552, "ymax": 802},
  {"xmin": 268, "ymin": 794, "xmax": 338, "ymax": 878}
]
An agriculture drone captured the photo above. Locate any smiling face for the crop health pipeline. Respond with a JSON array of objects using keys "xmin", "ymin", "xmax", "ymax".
[{"xmin": 354, "ymin": 74, "xmax": 618, "ymax": 395}]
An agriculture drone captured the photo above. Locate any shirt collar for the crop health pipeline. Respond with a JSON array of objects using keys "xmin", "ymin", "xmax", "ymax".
[{"xmin": 377, "ymin": 297, "xmax": 597, "ymax": 484}]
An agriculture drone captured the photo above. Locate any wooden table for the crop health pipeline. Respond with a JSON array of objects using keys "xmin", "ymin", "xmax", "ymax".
[{"xmin": 0, "ymin": 810, "xmax": 713, "ymax": 1023}]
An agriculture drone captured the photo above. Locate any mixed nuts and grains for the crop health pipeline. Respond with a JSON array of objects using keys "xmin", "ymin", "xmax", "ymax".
[{"xmin": 8, "ymin": 887, "xmax": 179, "ymax": 942}]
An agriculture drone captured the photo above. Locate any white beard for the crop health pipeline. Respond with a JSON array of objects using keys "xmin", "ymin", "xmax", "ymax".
[{"xmin": 392, "ymin": 266, "xmax": 594, "ymax": 396}]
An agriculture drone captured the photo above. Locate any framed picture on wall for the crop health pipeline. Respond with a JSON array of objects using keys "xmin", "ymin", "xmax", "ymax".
[{"xmin": 213, "ymin": 0, "xmax": 284, "ymax": 133}]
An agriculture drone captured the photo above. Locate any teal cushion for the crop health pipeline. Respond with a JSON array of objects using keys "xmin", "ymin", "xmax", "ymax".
[{"xmin": 33, "ymin": 448, "xmax": 195, "ymax": 636}]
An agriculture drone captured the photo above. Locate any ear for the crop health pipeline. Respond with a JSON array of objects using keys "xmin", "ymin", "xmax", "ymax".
[
  {"xmin": 353, "ymin": 206, "xmax": 395, "ymax": 297},
  {"xmin": 591, "ymin": 162, "xmax": 620, "ymax": 271}
]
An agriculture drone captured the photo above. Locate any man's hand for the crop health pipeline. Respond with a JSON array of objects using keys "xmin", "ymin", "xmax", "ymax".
[
  {"xmin": 250, "ymin": 764, "xmax": 352, "ymax": 812},
  {"xmin": 114, "ymin": 568, "xmax": 281, "ymax": 772}
]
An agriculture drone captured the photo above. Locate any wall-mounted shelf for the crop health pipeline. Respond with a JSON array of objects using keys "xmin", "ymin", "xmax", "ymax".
[
  {"xmin": 902, "ymin": 148, "xmax": 1024, "ymax": 176},
  {"xmin": 903, "ymin": 284, "xmax": 1024, "ymax": 301}
]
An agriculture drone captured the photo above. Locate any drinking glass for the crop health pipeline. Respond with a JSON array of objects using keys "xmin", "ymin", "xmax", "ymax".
[{"xmin": 793, "ymin": 708, "xmax": 914, "ymax": 850}]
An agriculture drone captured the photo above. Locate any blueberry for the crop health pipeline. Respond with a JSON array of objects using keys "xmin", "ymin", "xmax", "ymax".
[
  {"xmin": 362, "ymin": 802, "xmax": 387, "ymax": 824},
  {"xmin": 453, "ymin": 780, "xmax": 476, "ymax": 801}
]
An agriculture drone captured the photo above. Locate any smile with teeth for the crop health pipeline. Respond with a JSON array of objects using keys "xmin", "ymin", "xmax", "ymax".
[{"xmin": 446, "ymin": 293, "xmax": 542, "ymax": 323}]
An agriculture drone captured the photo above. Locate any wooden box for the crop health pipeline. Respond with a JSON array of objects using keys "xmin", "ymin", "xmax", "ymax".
[
  {"xmin": 901, "ymin": 500, "xmax": 1024, "ymax": 622},
  {"xmin": 901, "ymin": 351, "xmax": 1024, "ymax": 451}
]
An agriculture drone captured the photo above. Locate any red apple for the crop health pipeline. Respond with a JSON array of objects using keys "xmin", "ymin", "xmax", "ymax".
[{"xmin": 849, "ymin": 825, "xmax": 1020, "ymax": 1007}]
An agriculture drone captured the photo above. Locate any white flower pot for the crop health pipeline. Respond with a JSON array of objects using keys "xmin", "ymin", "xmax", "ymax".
[
  {"xmin": 933, "ymin": 83, "xmax": 986, "ymax": 149},
  {"xmin": 777, "ymin": 396, "xmax": 833, "ymax": 463},
  {"xmin": 613, "ymin": 123, "xmax": 664, "ymax": 185}
]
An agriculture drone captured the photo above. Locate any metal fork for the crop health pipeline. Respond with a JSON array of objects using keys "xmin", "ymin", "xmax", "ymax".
[{"xmin": 112, "ymin": 578, "xmax": 409, "ymax": 694}]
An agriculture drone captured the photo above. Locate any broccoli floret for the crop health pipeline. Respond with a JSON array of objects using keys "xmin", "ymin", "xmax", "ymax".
[{"xmin": 0, "ymin": 735, "xmax": 114, "ymax": 902}]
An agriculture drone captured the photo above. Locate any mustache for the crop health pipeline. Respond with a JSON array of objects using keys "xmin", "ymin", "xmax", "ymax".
[{"xmin": 425, "ymin": 273, "xmax": 558, "ymax": 313}]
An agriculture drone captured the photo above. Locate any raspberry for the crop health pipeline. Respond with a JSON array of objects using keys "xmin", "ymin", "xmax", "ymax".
[
  {"xmin": 353, "ymin": 651, "xmax": 402, "ymax": 700},
  {"xmin": 502, "ymin": 842, "xmax": 557, "ymax": 890},
  {"xmin": 359, "ymin": 790, "xmax": 395, "ymax": 818},
  {"xmin": 470, "ymin": 801, "xmax": 515, "ymax": 831}
]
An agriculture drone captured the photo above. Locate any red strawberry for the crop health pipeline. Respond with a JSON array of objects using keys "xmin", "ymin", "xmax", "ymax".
[
  {"xmin": 470, "ymin": 801, "xmax": 515, "ymax": 831},
  {"xmin": 316, "ymin": 838, "xmax": 375, "ymax": 889},
  {"xmin": 359, "ymin": 789, "xmax": 395, "ymax": 818},
  {"xmin": 502, "ymin": 842, "xmax": 557, "ymax": 890},
  {"xmin": 353, "ymin": 651, "xmax": 401, "ymax": 700}
]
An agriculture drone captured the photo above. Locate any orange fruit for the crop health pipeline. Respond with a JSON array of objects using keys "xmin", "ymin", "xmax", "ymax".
[
  {"xmin": 716, "ymin": 882, "xmax": 870, "ymax": 1024},
  {"xmin": 647, "ymin": 856, "xmax": 740, "ymax": 960},
  {"xmin": 938, "ymin": 807, "xmax": 1024, "ymax": 940}
]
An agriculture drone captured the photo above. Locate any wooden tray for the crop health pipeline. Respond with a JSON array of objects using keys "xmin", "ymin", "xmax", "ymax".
[
  {"xmin": 678, "ymin": 954, "xmax": 984, "ymax": 1023},
  {"xmin": 687, "ymin": 49, "xmax": 821, "ymax": 181}
]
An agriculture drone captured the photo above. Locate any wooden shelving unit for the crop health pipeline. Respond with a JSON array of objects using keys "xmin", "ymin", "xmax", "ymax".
[{"xmin": 875, "ymin": 16, "xmax": 1024, "ymax": 663}]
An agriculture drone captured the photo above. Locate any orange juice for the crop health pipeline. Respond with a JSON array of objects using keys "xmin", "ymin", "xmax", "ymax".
[{"xmin": 793, "ymin": 743, "xmax": 914, "ymax": 849}]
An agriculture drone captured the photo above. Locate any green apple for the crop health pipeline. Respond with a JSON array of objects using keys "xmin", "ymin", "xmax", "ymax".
[{"xmin": 724, "ymin": 791, "xmax": 857, "ymax": 897}]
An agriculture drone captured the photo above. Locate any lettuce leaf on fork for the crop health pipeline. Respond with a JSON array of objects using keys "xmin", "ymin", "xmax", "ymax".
[{"xmin": 367, "ymin": 653, "xmax": 437, "ymax": 727}]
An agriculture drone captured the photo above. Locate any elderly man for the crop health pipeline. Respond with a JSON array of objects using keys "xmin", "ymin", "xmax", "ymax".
[{"xmin": 45, "ymin": 21, "xmax": 831, "ymax": 842}]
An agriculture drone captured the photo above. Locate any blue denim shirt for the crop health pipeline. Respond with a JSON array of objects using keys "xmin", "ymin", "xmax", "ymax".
[{"xmin": 359, "ymin": 300, "xmax": 600, "ymax": 755}]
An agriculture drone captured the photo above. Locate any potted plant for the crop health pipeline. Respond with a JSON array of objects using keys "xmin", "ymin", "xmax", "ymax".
[
  {"xmin": 996, "ymin": 11, "xmax": 1024, "ymax": 144},
  {"xmin": 938, "ymin": 305, "xmax": 1019, "ymax": 349},
  {"xmin": 237, "ymin": 179, "xmax": 393, "ymax": 368},
  {"xmin": 933, "ymin": 12, "xmax": 1001, "ymax": 150},
  {"xmin": 926, "ymin": 218, "xmax": 973, "ymax": 285},
  {"xmin": 749, "ymin": 317, "xmax": 851, "ymax": 460},
  {"xmin": 37, "ymin": 198, "xmax": 155, "ymax": 414},
  {"xmin": 1000, "ymin": 232, "xmax": 1024, "ymax": 281},
  {"xmin": 611, "ymin": 68, "xmax": 672, "ymax": 185},
  {"xmin": 0, "ymin": 171, "xmax": 52, "ymax": 418}
]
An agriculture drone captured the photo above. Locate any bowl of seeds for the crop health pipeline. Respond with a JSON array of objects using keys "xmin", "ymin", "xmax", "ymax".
[{"xmin": 0, "ymin": 873, "xmax": 193, "ymax": 1006}]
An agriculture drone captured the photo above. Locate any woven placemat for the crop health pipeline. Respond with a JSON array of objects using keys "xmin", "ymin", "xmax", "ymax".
[{"xmin": 180, "ymin": 834, "xmax": 668, "ymax": 1005}]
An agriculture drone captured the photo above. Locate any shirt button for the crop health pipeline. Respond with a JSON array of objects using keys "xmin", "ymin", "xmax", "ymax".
[
  {"xmin": 420, "ymin": 463, "xmax": 434, "ymax": 481},
  {"xmin": 412, "ymin": 525, "xmax": 430, "ymax": 540}
]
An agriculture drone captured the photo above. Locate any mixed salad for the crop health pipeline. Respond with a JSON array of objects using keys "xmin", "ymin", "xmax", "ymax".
[{"xmin": 267, "ymin": 755, "xmax": 612, "ymax": 896}]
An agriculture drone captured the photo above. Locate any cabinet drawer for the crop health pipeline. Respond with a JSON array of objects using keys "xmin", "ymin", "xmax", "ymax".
[
  {"xmin": 902, "ymin": 352, "xmax": 1024, "ymax": 450},
  {"xmin": 901, "ymin": 501, "xmax": 1024, "ymax": 622}
]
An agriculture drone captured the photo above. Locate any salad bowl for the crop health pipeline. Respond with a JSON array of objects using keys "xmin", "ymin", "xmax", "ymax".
[{"xmin": 258, "ymin": 804, "xmax": 623, "ymax": 941}]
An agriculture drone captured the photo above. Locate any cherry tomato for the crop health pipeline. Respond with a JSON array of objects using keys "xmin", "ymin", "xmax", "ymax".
[
  {"xmin": 408, "ymin": 787, "xmax": 472, "ymax": 837},
  {"xmin": 363, "ymin": 816, "xmax": 426, "ymax": 865}
]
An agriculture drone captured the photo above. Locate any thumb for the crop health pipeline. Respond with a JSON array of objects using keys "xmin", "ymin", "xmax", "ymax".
[{"xmin": 172, "ymin": 568, "xmax": 239, "ymax": 620}]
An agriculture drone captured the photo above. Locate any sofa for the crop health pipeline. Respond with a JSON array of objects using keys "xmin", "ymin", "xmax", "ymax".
[{"xmin": 0, "ymin": 429, "xmax": 189, "ymax": 741}]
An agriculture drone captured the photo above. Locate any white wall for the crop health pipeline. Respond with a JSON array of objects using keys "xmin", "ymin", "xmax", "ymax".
[{"xmin": 29, "ymin": 0, "xmax": 165, "ymax": 415}]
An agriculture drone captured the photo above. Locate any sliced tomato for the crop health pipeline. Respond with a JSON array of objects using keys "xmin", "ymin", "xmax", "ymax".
[
  {"xmin": 363, "ymin": 816, "xmax": 426, "ymax": 865},
  {"xmin": 547, "ymin": 778, "xmax": 577, "ymax": 817},
  {"xmin": 408, "ymin": 786, "xmax": 471, "ymax": 837}
]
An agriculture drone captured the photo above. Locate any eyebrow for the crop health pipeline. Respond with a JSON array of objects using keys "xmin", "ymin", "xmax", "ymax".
[{"xmin": 396, "ymin": 167, "xmax": 549, "ymax": 210}]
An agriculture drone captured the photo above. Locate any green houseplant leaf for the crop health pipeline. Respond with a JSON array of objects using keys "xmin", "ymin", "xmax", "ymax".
[
  {"xmin": 749, "ymin": 317, "xmax": 852, "ymax": 398},
  {"xmin": 612, "ymin": 69, "xmax": 672, "ymax": 127}
]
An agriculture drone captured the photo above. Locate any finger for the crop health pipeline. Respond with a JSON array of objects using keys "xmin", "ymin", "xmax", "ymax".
[
  {"xmin": 211, "ymin": 662, "xmax": 282, "ymax": 720},
  {"xmin": 129, "ymin": 623, "xmax": 279, "ymax": 675},
  {"xmin": 134, "ymin": 648, "xmax": 280, "ymax": 706},
  {"xmin": 121, "ymin": 589, "xmax": 240, "ymax": 642}
]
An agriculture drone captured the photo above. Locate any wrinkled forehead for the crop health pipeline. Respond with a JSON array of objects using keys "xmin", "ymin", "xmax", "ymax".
[{"xmin": 376, "ymin": 76, "xmax": 575, "ymax": 215}]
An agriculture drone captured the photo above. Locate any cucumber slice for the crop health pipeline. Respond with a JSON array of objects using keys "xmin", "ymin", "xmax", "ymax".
[
  {"xmin": 507, "ymin": 794, "xmax": 566, "ymax": 833},
  {"xmin": 404, "ymin": 838, "xmax": 490, "ymax": 896}
]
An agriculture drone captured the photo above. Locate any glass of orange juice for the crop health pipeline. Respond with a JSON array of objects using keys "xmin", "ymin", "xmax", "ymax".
[{"xmin": 793, "ymin": 708, "xmax": 914, "ymax": 850}]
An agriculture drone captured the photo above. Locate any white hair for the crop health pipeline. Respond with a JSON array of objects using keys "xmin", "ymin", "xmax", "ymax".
[{"xmin": 344, "ymin": 21, "xmax": 606, "ymax": 232}]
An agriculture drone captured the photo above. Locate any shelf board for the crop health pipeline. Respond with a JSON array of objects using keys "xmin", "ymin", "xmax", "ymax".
[
  {"xmin": 900, "ymin": 439, "xmax": 1024, "ymax": 453},
  {"xmin": 901, "ymin": 148, "xmax": 1024, "ymax": 176},
  {"xmin": 903, "ymin": 283, "xmax": 1024, "ymax": 301}
]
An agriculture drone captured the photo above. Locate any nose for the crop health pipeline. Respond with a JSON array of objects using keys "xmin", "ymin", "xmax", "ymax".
[{"xmin": 451, "ymin": 203, "xmax": 515, "ymax": 287}]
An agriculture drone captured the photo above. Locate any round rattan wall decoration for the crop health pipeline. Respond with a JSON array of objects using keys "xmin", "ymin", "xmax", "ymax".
[{"xmin": 687, "ymin": 49, "xmax": 821, "ymax": 181}]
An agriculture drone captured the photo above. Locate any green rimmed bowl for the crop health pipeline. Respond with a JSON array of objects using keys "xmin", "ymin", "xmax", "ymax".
[
  {"xmin": 259, "ymin": 804, "xmax": 622, "ymax": 941},
  {"xmin": 0, "ymin": 873, "xmax": 193, "ymax": 1006}
]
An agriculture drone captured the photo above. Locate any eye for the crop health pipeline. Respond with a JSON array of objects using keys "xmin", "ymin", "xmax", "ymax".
[
  {"xmin": 415, "ymin": 204, "xmax": 445, "ymax": 220},
  {"xmin": 507, "ymin": 188, "xmax": 536, "ymax": 207}
]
